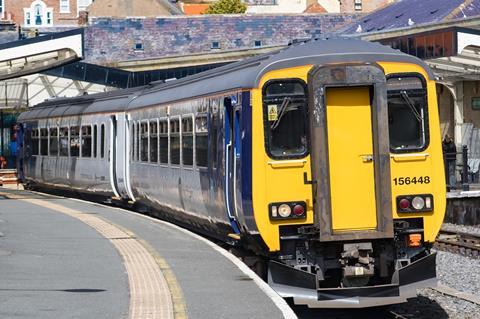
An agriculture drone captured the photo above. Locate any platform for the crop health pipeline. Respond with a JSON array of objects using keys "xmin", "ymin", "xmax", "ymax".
[{"xmin": 0, "ymin": 189, "xmax": 296, "ymax": 319}]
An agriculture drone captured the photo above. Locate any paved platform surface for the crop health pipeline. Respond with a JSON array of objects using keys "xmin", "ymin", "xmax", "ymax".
[{"xmin": 0, "ymin": 189, "xmax": 292, "ymax": 319}]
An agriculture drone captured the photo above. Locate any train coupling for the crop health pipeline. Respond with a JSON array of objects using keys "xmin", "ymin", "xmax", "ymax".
[{"xmin": 340, "ymin": 243, "xmax": 375, "ymax": 286}]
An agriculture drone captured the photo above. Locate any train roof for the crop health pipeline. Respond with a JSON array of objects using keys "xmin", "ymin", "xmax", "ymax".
[{"xmin": 19, "ymin": 38, "xmax": 433, "ymax": 121}]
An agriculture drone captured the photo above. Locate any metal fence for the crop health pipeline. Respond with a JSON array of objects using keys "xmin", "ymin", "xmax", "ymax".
[{"xmin": 444, "ymin": 145, "xmax": 480, "ymax": 191}]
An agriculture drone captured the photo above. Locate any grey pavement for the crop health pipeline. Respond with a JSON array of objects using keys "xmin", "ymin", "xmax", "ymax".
[
  {"xmin": 0, "ymin": 190, "xmax": 285, "ymax": 319},
  {"xmin": 0, "ymin": 194, "xmax": 129, "ymax": 319}
]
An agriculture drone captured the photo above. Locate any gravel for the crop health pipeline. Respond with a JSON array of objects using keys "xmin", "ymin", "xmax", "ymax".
[{"xmin": 442, "ymin": 223, "xmax": 480, "ymax": 236}]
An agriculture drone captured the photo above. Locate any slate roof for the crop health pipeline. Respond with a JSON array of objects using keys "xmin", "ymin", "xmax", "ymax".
[
  {"xmin": 452, "ymin": 0, "xmax": 480, "ymax": 19},
  {"xmin": 341, "ymin": 0, "xmax": 469, "ymax": 34}
]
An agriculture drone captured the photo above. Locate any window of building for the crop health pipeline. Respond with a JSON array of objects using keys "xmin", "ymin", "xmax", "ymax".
[
  {"xmin": 262, "ymin": 80, "xmax": 308, "ymax": 159},
  {"xmin": 182, "ymin": 116, "xmax": 193, "ymax": 166},
  {"xmin": 472, "ymin": 97, "xmax": 480, "ymax": 110},
  {"xmin": 150, "ymin": 120, "xmax": 158, "ymax": 163},
  {"xmin": 0, "ymin": 0, "xmax": 4, "ymax": 16},
  {"xmin": 40, "ymin": 128, "xmax": 48, "ymax": 155},
  {"xmin": 159, "ymin": 119, "xmax": 168, "ymax": 164},
  {"xmin": 387, "ymin": 75, "xmax": 429, "ymax": 153},
  {"xmin": 31, "ymin": 128, "xmax": 39, "ymax": 155},
  {"xmin": 254, "ymin": 40, "xmax": 262, "ymax": 47},
  {"xmin": 24, "ymin": 1, "xmax": 53, "ymax": 27},
  {"xmin": 81, "ymin": 126, "xmax": 92, "ymax": 157},
  {"xmin": 195, "ymin": 114, "xmax": 208, "ymax": 168},
  {"xmin": 59, "ymin": 127, "xmax": 69, "ymax": 156},
  {"xmin": 60, "ymin": 0, "xmax": 70, "ymax": 13},
  {"xmin": 354, "ymin": 0, "xmax": 362, "ymax": 11},
  {"xmin": 100, "ymin": 124, "xmax": 105, "ymax": 158},
  {"xmin": 211, "ymin": 41, "xmax": 220, "ymax": 49},
  {"xmin": 140, "ymin": 122, "xmax": 149, "ymax": 162},
  {"xmin": 49, "ymin": 127, "xmax": 58, "ymax": 156},
  {"xmin": 170, "ymin": 118, "xmax": 180, "ymax": 165},
  {"xmin": 70, "ymin": 126, "xmax": 80, "ymax": 157},
  {"xmin": 93, "ymin": 125, "xmax": 98, "ymax": 158}
]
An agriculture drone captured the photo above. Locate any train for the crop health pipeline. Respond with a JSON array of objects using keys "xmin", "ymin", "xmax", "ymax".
[{"xmin": 17, "ymin": 38, "xmax": 446, "ymax": 308}]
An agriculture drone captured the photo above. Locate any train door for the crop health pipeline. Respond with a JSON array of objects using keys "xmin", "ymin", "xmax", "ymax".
[
  {"xmin": 224, "ymin": 97, "xmax": 241, "ymax": 234},
  {"xmin": 308, "ymin": 64, "xmax": 393, "ymax": 241},
  {"xmin": 109, "ymin": 114, "xmax": 132, "ymax": 199}
]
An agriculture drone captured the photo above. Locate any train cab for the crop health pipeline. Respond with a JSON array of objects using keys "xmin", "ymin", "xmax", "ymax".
[{"xmin": 249, "ymin": 40, "xmax": 446, "ymax": 307}]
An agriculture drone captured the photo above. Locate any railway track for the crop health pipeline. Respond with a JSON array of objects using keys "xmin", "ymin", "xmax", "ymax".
[{"xmin": 435, "ymin": 229, "xmax": 480, "ymax": 258}]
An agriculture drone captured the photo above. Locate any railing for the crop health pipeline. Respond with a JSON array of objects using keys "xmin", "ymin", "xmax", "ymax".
[{"xmin": 444, "ymin": 145, "xmax": 480, "ymax": 192}]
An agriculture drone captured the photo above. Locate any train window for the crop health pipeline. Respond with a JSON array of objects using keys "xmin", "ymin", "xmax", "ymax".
[
  {"xmin": 70, "ymin": 126, "xmax": 80, "ymax": 157},
  {"xmin": 135, "ymin": 122, "xmax": 140, "ymax": 161},
  {"xmin": 81, "ymin": 126, "xmax": 92, "ymax": 158},
  {"xmin": 100, "ymin": 124, "xmax": 105, "ymax": 158},
  {"xmin": 195, "ymin": 114, "xmax": 208, "ymax": 168},
  {"xmin": 387, "ymin": 75, "xmax": 429, "ymax": 152},
  {"xmin": 130, "ymin": 122, "xmax": 135, "ymax": 161},
  {"xmin": 211, "ymin": 110, "xmax": 220, "ymax": 169},
  {"xmin": 159, "ymin": 120, "xmax": 168, "ymax": 164},
  {"xmin": 40, "ymin": 128, "xmax": 48, "ymax": 156},
  {"xmin": 93, "ymin": 125, "xmax": 98, "ymax": 158},
  {"xmin": 150, "ymin": 120, "xmax": 158, "ymax": 163},
  {"xmin": 31, "ymin": 128, "xmax": 39, "ymax": 155},
  {"xmin": 170, "ymin": 118, "xmax": 180, "ymax": 165},
  {"xmin": 59, "ymin": 127, "xmax": 69, "ymax": 156},
  {"xmin": 262, "ymin": 80, "xmax": 308, "ymax": 159},
  {"xmin": 182, "ymin": 116, "xmax": 193, "ymax": 166},
  {"xmin": 49, "ymin": 127, "xmax": 58, "ymax": 156},
  {"xmin": 140, "ymin": 122, "xmax": 149, "ymax": 162}
]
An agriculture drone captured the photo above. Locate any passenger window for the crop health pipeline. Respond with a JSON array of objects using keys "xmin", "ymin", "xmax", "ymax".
[
  {"xmin": 170, "ymin": 118, "xmax": 180, "ymax": 165},
  {"xmin": 31, "ymin": 129, "xmax": 39, "ymax": 155},
  {"xmin": 387, "ymin": 75, "xmax": 428, "ymax": 152},
  {"xmin": 93, "ymin": 125, "xmax": 98, "ymax": 158},
  {"xmin": 211, "ymin": 100, "xmax": 220, "ymax": 169},
  {"xmin": 131, "ymin": 122, "xmax": 135, "ymax": 161},
  {"xmin": 159, "ymin": 120, "xmax": 168, "ymax": 164},
  {"xmin": 195, "ymin": 114, "xmax": 208, "ymax": 168},
  {"xmin": 182, "ymin": 116, "xmax": 193, "ymax": 166},
  {"xmin": 40, "ymin": 128, "xmax": 48, "ymax": 156},
  {"xmin": 49, "ymin": 127, "xmax": 58, "ymax": 156},
  {"xmin": 70, "ymin": 126, "xmax": 80, "ymax": 157},
  {"xmin": 100, "ymin": 124, "xmax": 105, "ymax": 158},
  {"xmin": 140, "ymin": 122, "xmax": 148, "ymax": 162},
  {"xmin": 263, "ymin": 80, "xmax": 308, "ymax": 158},
  {"xmin": 81, "ymin": 126, "xmax": 92, "ymax": 158},
  {"xmin": 150, "ymin": 120, "xmax": 158, "ymax": 163},
  {"xmin": 135, "ymin": 122, "xmax": 140, "ymax": 161},
  {"xmin": 59, "ymin": 127, "xmax": 69, "ymax": 156}
]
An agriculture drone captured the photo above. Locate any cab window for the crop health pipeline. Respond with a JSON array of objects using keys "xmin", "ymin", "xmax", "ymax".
[
  {"xmin": 387, "ymin": 75, "xmax": 428, "ymax": 152},
  {"xmin": 262, "ymin": 80, "xmax": 308, "ymax": 159}
]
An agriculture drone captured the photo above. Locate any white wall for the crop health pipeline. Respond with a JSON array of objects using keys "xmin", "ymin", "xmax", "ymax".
[
  {"xmin": 246, "ymin": 0, "xmax": 341, "ymax": 13},
  {"xmin": 246, "ymin": 0, "xmax": 308, "ymax": 14}
]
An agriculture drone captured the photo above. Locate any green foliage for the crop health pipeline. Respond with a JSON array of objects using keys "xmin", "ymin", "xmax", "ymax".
[{"xmin": 204, "ymin": 0, "xmax": 247, "ymax": 14}]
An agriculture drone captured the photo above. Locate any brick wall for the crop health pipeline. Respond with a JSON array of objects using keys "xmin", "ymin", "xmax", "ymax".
[
  {"xmin": 84, "ymin": 14, "xmax": 358, "ymax": 65},
  {"xmin": 3, "ymin": 0, "xmax": 80, "ymax": 27}
]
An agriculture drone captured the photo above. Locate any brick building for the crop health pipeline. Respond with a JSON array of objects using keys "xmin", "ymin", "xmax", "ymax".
[{"xmin": 0, "ymin": 0, "xmax": 94, "ymax": 27}]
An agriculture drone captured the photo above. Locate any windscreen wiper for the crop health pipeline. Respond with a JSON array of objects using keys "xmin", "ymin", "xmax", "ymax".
[
  {"xmin": 400, "ymin": 90, "xmax": 422, "ymax": 122},
  {"xmin": 271, "ymin": 97, "xmax": 291, "ymax": 130}
]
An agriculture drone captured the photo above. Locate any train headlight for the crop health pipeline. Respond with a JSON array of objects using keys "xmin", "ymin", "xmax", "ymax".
[
  {"xmin": 396, "ymin": 195, "xmax": 433, "ymax": 213},
  {"xmin": 412, "ymin": 197, "xmax": 425, "ymax": 210},
  {"xmin": 269, "ymin": 202, "xmax": 306, "ymax": 220},
  {"xmin": 278, "ymin": 204, "xmax": 291, "ymax": 218}
]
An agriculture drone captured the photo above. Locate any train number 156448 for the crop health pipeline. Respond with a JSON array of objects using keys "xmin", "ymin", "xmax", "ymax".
[{"xmin": 393, "ymin": 176, "xmax": 430, "ymax": 185}]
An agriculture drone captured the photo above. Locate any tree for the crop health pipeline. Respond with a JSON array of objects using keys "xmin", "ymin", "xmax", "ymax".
[{"xmin": 204, "ymin": 0, "xmax": 247, "ymax": 14}]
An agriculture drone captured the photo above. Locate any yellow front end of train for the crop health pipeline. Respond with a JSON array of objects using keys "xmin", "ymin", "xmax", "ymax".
[{"xmin": 250, "ymin": 59, "xmax": 446, "ymax": 307}]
